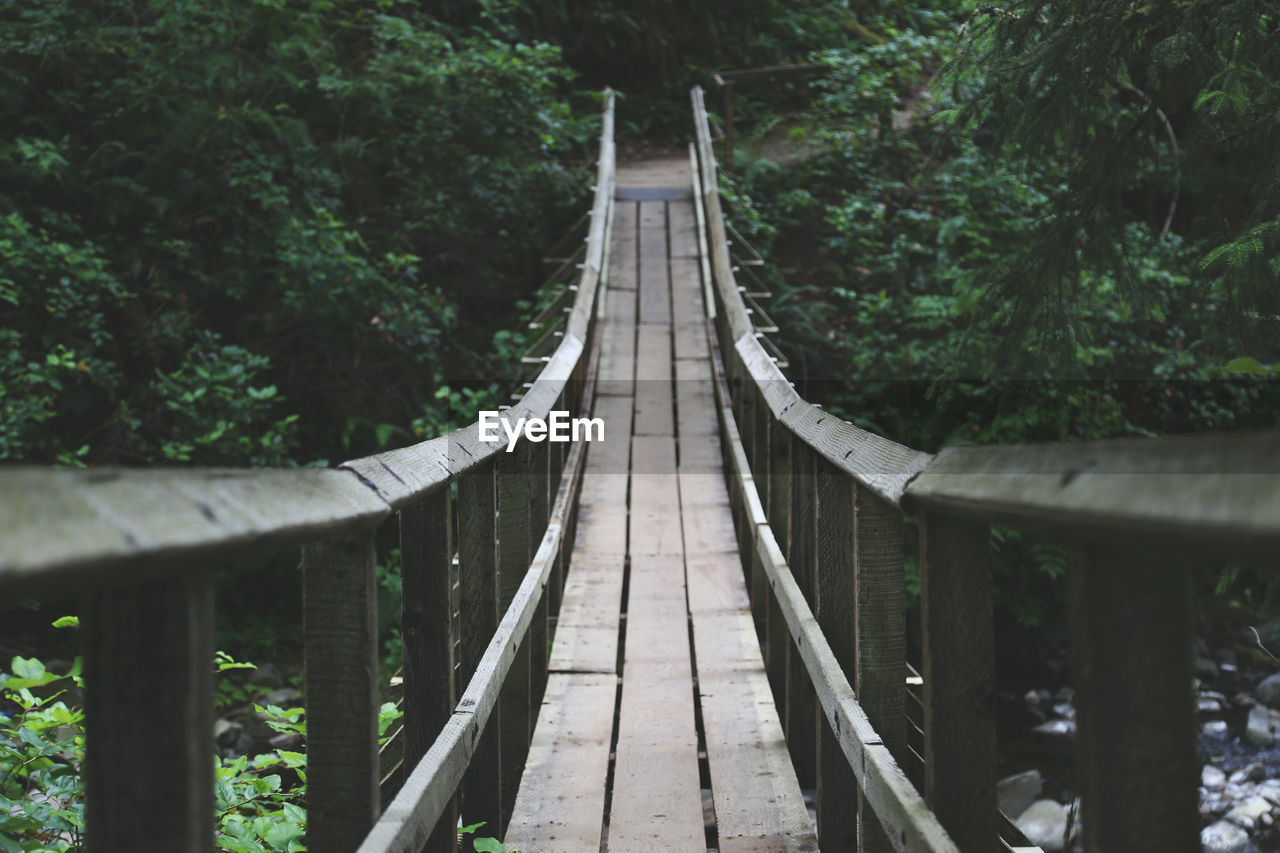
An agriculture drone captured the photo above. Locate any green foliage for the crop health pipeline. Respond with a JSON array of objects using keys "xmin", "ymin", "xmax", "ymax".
[
  {"xmin": 721, "ymin": 1, "xmax": 1280, "ymax": 637},
  {"xmin": 939, "ymin": 0, "xmax": 1280, "ymax": 364},
  {"xmin": 2, "ymin": 645, "xmax": 403, "ymax": 852},
  {"xmin": 0, "ymin": 0, "xmax": 591, "ymax": 467}
]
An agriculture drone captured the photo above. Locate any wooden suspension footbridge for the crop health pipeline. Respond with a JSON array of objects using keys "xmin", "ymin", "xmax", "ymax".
[{"xmin": 2, "ymin": 90, "xmax": 1278, "ymax": 853}]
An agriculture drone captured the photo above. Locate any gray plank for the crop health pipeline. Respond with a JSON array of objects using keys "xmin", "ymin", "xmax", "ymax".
[{"xmin": 505, "ymin": 673, "xmax": 618, "ymax": 852}]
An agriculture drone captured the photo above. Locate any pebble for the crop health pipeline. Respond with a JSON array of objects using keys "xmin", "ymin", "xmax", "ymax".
[
  {"xmin": 1245, "ymin": 705, "xmax": 1280, "ymax": 746},
  {"xmin": 1226, "ymin": 796, "xmax": 1273, "ymax": 828},
  {"xmin": 1204, "ymin": 720, "xmax": 1230, "ymax": 739},
  {"xmin": 1204, "ymin": 765, "xmax": 1227, "ymax": 789},
  {"xmin": 1032, "ymin": 719, "xmax": 1076, "ymax": 738},
  {"xmin": 1255, "ymin": 673, "xmax": 1280, "ymax": 709}
]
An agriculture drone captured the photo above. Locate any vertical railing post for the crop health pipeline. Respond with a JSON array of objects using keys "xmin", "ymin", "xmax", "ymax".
[
  {"xmin": 853, "ymin": 484, "xmax": 906, "ymax": 851},
  {"xmin": 496, "ymin": 441, "xmax": 533, "ymax": 834},
  {"xmin": 766, "ymin": 411, "xmax": 791, "ymax": 727},
  {"xmin": 459, "ymin": 459, "xmax": 502, "ymax": 836},
  {"xmin": 786, "ymin": 440, "xmax": 818, "ymax": 789},
  {"xmin": 84, "ymin": 573, "xmax": 215, "ymax": 852},
  {"xmin": 304, "ymin": 530, "xmax": 381, "ymax": 852},
  {"xmin": 812, "ymin": 460, "xmax": 858, "ymax": 851},
  {"xmin": 1068, "ymin": 542, "xmax": 1198, "ymax": 851},
  {"xmin": 401, "ymin": 488, "xmax": 457, "ymax": 852},
  {"xmin": 528, "ymin": 440, "xmax": 551, "ymax": 713},
  {"xmin": 919, "ymin": 510, "xmax": 997, "ymax": 852}
]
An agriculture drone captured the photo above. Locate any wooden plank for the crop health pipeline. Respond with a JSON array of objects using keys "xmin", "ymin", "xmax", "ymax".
[
  {"xmin": 609, "ymin": 553, "xmax": 703, "ymax": 852},
  {"xmin": 854, "ymin": 483, "xmax": 906, "ymax": 852},
  {"xmin": 1068, "ymin": 542, "xmax": 1198, "ymax": 851},
  {"xmin": 676, "ymin": 382, "xmax": 719, "ymax": 438},
  {"xmin": 548, "ymin": 554, "xmax": 625, "ymax": 674},
  {"xmin": 457, "ymin": 462, "xmax": 502, "ymax": 835},
  {"xmin": 668, "ymin": 199, "xmax": 699, "ymax": 258},
  {"xmin": 685, "ymin": 553, "xmax": 752, "ymax": 613},
  {"xmin": 678, "ymin": 432, "xmax": 727, "ymax": 504},
  {"xmin": 399, "ymin": 491, "xmax": 457, "ymax": 853},
  {"xmin": 692, "ymin": 612, "xmax": 818, "ymax": 853},
  {"xmin": 633, "ymin": 324, "xmax": 673, "ymax": 437},
  {"xmin": 83, "ymin": 574, "xmax": 214, "ymax": 852},
  {"xmin": 919, "ymin": 511, "xmax": 996, "ymax": 852},
  {"xmin": 0, "ymin": 467, "xmax": 388, "ymax": 596},
  {"xmin": 572, "ymin": 503, "xmax": 628, "ymax": 555},
  {"xmin": 814, "ymin": 457, "xmax": 858, "ymax": 850},
  {"xmin": 906, "ymin": 431, "xmax": 1280, "ymax": 558},
  {"xmin": 638, "ymin": 200, "xmax": 671, "ymax": 324},
  {"xmin": 671, "ymin": 257, "xmax": 705, "ymax": 318},
  {"xmin": 681, "ymin": 503, "xmax": 738, "ymax": 554},
  {"xmin": 303, "ymin": 531, "xmax": 381, "ymax": 852},
  {"xmin": 630, "ymin": 436, "xmax": 683, "ymax": 556},
  {"xmin": 590, "ymin": 393, "xmax": 634, "ymax": 461},
  {"xmin": 505, "ymin": 673, "xmax": 619, "ymax": 852},
  {"xmin": 598, "ymin": 290, "xmax": 636, "ymax": 398},
  {"xmin": 610, "ymin": 200, "xmax": 638, "ymax": 290},
  {"xmin": 636, "ymin": 323, "xmax": 672, "ymax": 381}
]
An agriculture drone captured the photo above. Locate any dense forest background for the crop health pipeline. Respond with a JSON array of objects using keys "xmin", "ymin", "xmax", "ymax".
[{"xmin": 2, "ymin": 0, "xmax": 1278, "ymax": 847}]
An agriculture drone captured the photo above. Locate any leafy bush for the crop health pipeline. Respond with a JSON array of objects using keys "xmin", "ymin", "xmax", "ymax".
[
  {"xmin": 0, "ymin": 1, "xmax": 592, "ymax": 467},
  {"xmin": 1, "ymin": 642, "xmax": 402, "ymax": 852}
]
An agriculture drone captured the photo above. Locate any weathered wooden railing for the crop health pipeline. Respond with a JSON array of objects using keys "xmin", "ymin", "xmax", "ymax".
[
  {"xmin": 0, "ymin": 92, "xmax": 615, "ymax": 853},
  {"xmin": 692, "ymin": 85, "xmax": 1280, "ymax": 853}
]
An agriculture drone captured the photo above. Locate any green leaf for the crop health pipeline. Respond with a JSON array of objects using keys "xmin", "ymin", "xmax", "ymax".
[
  {"xmin": 472, "ymin": 839, "xmax": 505, "ymax": 853},
  {"xmin": 51, "ymin": 615, "xmax": 79, "ymax": 628}
]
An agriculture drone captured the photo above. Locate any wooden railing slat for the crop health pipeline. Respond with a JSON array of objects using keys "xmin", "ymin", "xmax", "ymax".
[
  {"xmin": 918, "ymin": 511, "xmax": 997, "ymax": 852},
  {"xmin": 304, "ymin": 530, "xmax": 382, "ymax": 852},
  {"xmin": 905, "ymin": 432, "xmax": 1280, "ymax": 553},
  {"xmin": 1, "ymin": 467, "xmax": 388, "ymax": 593},
  {"xmin": 84, "ymin": 574, "xmax": 215, "ymax": 852}
]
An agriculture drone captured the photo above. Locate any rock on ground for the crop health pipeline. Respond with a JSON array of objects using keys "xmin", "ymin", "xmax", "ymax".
[
  {"xmin": 998, "ymin": 769, "xmax": 1044, "ymax": 820},
  {"xmin": 1015, "ymin": 799, "xmax": 1075, "ymax": 851},
  {"xmin": 1201, "ymin": 819, "xmax": 1257, "ymax": 853}
]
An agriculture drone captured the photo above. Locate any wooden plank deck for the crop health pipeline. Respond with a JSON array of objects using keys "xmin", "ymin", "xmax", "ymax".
[{"xmin": 506, "ymin": 157, "xmax": 818, "ymax": 852}]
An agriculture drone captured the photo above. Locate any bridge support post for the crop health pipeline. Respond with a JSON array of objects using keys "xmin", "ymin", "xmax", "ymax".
[
  {"xmin": 401, "ymin": 489, "xmax": 458, "ymax": 852},
  {"xmin": 852, "ymin": 483, "xmax": 906, "ymax": 851},
  {"xmin": 459, "ymin": 460, "xmax": 503, "ymax": 838},
  {"xmin": 787, "ymin": 441, "xmax": 818, "ymax": 790},
  {"xmin": 919, "ymin": 511, "xmax": 997, "ymax": 852},
  {"xmin": 813, "ymin": 458, "xmax": 859, "ymax": 851},
  {"xmin": 303, "ymin": 530, "xmax": 381, "ymax": 853},
  {"xmin": 84, "ymin": 573, "xmax": 215, "ymax": 852},
  {"xmin": 495, "ymin": 444, "xmax": 533, "ymax": 835},
  {"xmin": 1068, "ymin": 542, "xmax": 1198, "ymax": 852}
]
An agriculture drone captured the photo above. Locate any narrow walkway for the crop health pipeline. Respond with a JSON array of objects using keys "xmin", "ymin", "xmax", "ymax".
[{"xmin": 505, "ymin": 159, "xmax": 818, "ymax": 852}]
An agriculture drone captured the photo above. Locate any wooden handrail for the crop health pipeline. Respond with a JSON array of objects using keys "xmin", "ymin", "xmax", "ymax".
[
  {"xmin": 690, "ymin": 83, "xmax": 1280, "ymax": 852},
  {"xmin": 0, "ymin": 90, "xmax": 616, "ymax": 853}
]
